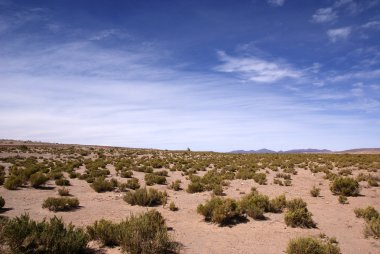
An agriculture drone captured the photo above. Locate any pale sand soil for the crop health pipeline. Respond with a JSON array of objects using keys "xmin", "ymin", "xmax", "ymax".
[{"xmin": 1, "ymin": 164, "xmax": 380, "ymax": 253}]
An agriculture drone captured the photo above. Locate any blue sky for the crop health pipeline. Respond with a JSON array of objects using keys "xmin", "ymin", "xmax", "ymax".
[{"xmin": 1, "ymin": 0, "xmax": 380, "ymax": 151}]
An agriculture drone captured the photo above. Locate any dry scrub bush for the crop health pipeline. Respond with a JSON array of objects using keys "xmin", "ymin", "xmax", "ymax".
[
  {"xmin": 310, "ymin": 186, "xmax": 321, "ymax": 197},
  {"xmin": 144, "ymin": 173, "xmax": 167, "ymax": 186},
  {"xmin": 125, "ymin": 178, "xmax": 140, "ymax": 190},
  {"xmin": 87, "ymin": 210, "xmax": 180, "ymax": 254},
  {"xmin": 124, "ymin": 188, "xmax": 167, "ymax": 207},
  {"xmin": 42, "ymin": 197, "xmax": 79, "ymax": 212},
  {"xmin": 286, "ymin": 236, "xmax": 340, "ymax": 254},
  {"xmin": 169, "ymin": 201, "xmax": 178, "ymax": 211},
  {"xmin": 169, "ymin": 180, "xmax": 181, "ymax": 191},
  {"xmin": 30, "ymin": 172, "xmax": 49, "ymax": 188},
  {"xmin": 55, "ymin": 178, "xmax": 70, "ymax": 186},
  {"xmin": 58, "ymin": 187, "xmax": 70, "ymax": 196},
  {"xmin": 4, "ymin": 175, "xmax": 23, "ymax": 190},
  {"xmin": 355, "ymin": 206, "xmax": 380, "ymax": 239},
  {"xmin": 285, "ymin": 198, "xmax": 316, "ymax": 228},
  {"xmin": 0, "ymin": 214, "xmax": 88, "ymax": 254},
  {"xmin": 240, "ymin": 191, "xmax": 271, "ymax": 220},
  {"xmin": 90, "ymin": 177, "xmax": 115, "ymax": 192},
  {"xmin": 197, "ymin": 197, "xmax": 242, "ymax": 225},
  {"xmin": 330, "ymin": 177, "xmax": 359, "ymax": 196}
]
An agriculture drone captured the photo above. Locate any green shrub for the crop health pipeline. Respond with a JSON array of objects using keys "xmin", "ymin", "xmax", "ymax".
[
  {"xmin": 240, "ymin": 191, "xmax": 271, "ymax": 220},
  {"xmin": 212, "ymin": 184, "xmax": 224, "ymax": 196},
  {"xmin": 252, "ymin": 172, "xmax": 267, "ymax": 185},
  {"xmin": 169, "ymin": 180, "xmax": 181, "ymax": 191},
  {"xmin": 118, "ymin": 210, "xmax": 180, "ymax": 254},
  {"xmin": 286, "ymin": 236, "xmax": 340, "ymax": 254},
  {"xmin": 338, "ymin": 195, "xmax": 348, "ymax": 204},
  {"xmin": 330, "ymin": 177, "xmax": 359, "ymax": 196},
  {"xmin": 285, "ymin": 198, "xmax": 315, "ymax": 228},
  {"xmin": 125, "ymin": 178, "xmax": 140, "ymax": 190},
  {"xmin": 186, "ymin": 181, "xmax": 204, "ymax": 193},
  {"xmin": 0, "ymin": 214, "xmax": 88, "ymax": 253},
  {"xmin": 58, "ymin": 187, "xmax": 70, "ymax": 196},
  {"xmin": 87, "ymin": 219, "xmax": 120, "ymax": 247},
  {"xmin": 90, "ymin": 177, "xmax": 114, "ymax": 192},
  {"xmin": 30, "ymin": 172, "xmax": 49, "ymax": 188},
  {"xmin": 120, "ymin": 170, "xmax": 133, "ymax": 178},
  {"xmin": 169, "ymin": 201, "xmax": 178, "ymax": 211},
  {"xmin": 354, "ymin": 206, "xmax": 379, "ymax": 222},
  {"xmin": 55, "ymin": 178, "xmax": 71, "ymax": 186},
  {"xmin": 270, "ymin": 194, "xmax": 287, "ymax": 213},
  {"xmin": 364, "ymin": 217, "xmax": 380, "ymax": 238},
  {"xmin": 197, "ymin": 197, "xmax": 242, "ymax": 225},
  {"xmin": 42, "ymin": 197, "xmax": 80, "ymax": 212},
  {"xmin": 124, "ymin": 188, "xmax": 167, "ymax": 207},
  {"xmin": 310, "ymin": 186, "xmax": 321, "ymax": 197},
  {"xmin": 0, "ymin": 196, "xmax": 4, "ymax": 208},
  {"xmin": 4, "ymin": 175, "xmax": 23, "ymax": 190},
  {"xmin": 144, "ymin": 173, "xmax": 167, "ymax": 186}
]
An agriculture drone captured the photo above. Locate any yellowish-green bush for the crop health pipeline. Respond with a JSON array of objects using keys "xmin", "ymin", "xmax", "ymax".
[
  {"xmin": 330, "ymin": 177, "xmax": 359, "ymax": 196},
  {"xmin": 124, "ymin": 188, "xmax": 167, "ymax": 207},
  {"xmin": 286, "ymin": 236, "xmax": 340, "ymax": 254},
  {"xmin": 0, "ymin": 214, "xmax": 88, "ymax": 253},
  {"xmin": 42, "ymin": 197, "xmax": 79, "ymax": 212},
  {"xmin": 197, "ymin": 197, "xmax": 242, "ymax": 225}
]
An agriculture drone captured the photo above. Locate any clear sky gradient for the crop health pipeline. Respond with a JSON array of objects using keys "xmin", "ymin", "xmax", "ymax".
[{"xmin": 1, "ymin": 0, "xmax": 380, "ymax": 151}]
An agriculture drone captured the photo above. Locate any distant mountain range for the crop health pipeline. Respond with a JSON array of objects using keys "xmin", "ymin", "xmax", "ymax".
[
  {"xmin": 230, "ymin": 148, "xmax": 380, "ymax": 154},
  {"xmin": 230, "ymin": 148, "xmax": 332, "ymax": 154}
]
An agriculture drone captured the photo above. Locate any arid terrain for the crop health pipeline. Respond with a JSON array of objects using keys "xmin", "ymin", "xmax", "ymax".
[{"xmin": 0, "ymin": 140, "xmax": 379, "ymax": 254}]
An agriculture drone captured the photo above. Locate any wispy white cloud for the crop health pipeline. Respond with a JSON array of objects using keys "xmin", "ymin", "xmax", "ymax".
[
  {"xmin": 362, "ymin": 20, "xmax": 380, "ymax": 29},
  {"xmin": 267, "ymin": 0, "xmax": 285, "ymax": 7},
  {"xmin": 327, "ymin": 27, "xmax": 351, "ymax": 42},
  {"xmin": 312, "ymin": 8, "xmax": 338, "ymax": 23},
  {"xmin": 330, "ymin": 69, "xmax": 380, "ymax": 81},
  {"xmin": 215, "ymin": 51, "xmax": 301, "ymax": 83}
]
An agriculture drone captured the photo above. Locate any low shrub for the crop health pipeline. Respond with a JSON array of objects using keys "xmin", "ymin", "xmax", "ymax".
[
  {"xmin": 270, "ymin": 194, "xmax": 287, "ymax": 213},
  {"xmin": 197, "ymin": 197, "xmax": 242, "ymax": 225},
  {"xmin": 354, "ymin": 206, "xmax": 379, "ymax": 222},
  {"xmin": 30, "ymin": 172, "xmax": 49, "ymax": 188},
  {"xmin": 125, "ymin": 178, "xmax": 140, "ymax": 190},
  {"xmin": 169, "ymin": 180, "xmax": 181, "ymax": 191},
  {"xmin": 87, "ymin": 219, "xmax": 120, "ymax": 247},
  {"xmin": 169, "ymin": 201, "xmax": 178, "ymax": 211},
  {"xmin": 364, "ymin": 217, "xmax": 380, "ymax": 238},
  {"xmin": 355, "ymin": 206, "xmax": 380, "ymax": 238},
  {"xmin": 4, "ymin": 175, "xmax": 23, "ymax": 190},
  {"xmin": 310, "ymin": 186, "xmax": 321, "ymax": 197},
  {"xmin": 144, "ymin": 173, "xmax": 166, "ymax": 186},
  {"xmin": 90, "ymin": 177, "xmax": 115, "ymax": 192},
  {"xmin": 0, "ymin": 196, "xmax": 4, "ymax": 208},
  {"xmin": 0, "ymin": 214, "xmax": 88, "ymax": 253},
  {"xmin": 330, "ymin": 177, "xmax": 359, "ymax": 196},
  {"xmin": 240, "ymin": 191, "xmax": 271, "ymax": 220},
  {"xmin": 212, "ymin": 184, "xmax": 224, "ymax": 196},
  {"xmin": 42, "ymin": 197, "xmax": 80, "ymax": 212},
  {"xmin": 120, "ymin": 170, "xmax": 133, "ymax": 178},
  {"xmin": 338, "ymin": 195, "xmax": 348, "ymax": 204},
  {"xmin": 118, "ymin": 210, "xmax": 180, "ymax": 254},
  {"xmin": 186, "ymin": 181, "xmax": 204, "ymax": 193},
  {"xmin": 58, "ymin": 187, "xmax": 70, "ymax": 196},
  {"xmin": 252, "ymin": 172, "xmax": 267, "ymax": 185},
  {"xmin": 124, "ymin": 188, "xmax": 167, "ymax": 207},
  {"xmin": 285, "ymin": 198, "xmax": 315, "ymax": 228},
  {"xmin": 55, "ymin": 178, "xmax": 71, "ymax": 186},
  {"xmin": 286, "ymin": 236, "xmax": 340, "ymax": 254}
]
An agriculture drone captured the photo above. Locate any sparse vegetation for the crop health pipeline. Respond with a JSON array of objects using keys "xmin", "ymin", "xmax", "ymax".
[
  {"xmin": 310, "ymin": 186, "xmax": 321, "ymax": 197},
  {"xmin": 0, "ymin": 214, "xmax": 88, "ymax": 253},
  {"xmin": 30, "ymin": 172, "xmax": 49, "ymax": 188},
  {"xmin": 42, "ymin": 197, "xmax": 80, "ymax": 212},
  {"xmin": 90, "ymin": 177, "xmax": 115, "ymax": 192},
  {"xmin": 330, "ymin": 177, "xmax": 359, "ymax": 196},
  {"xmin": 124, "ymin": 188, "xmax": 167, "ymax": 207},
  {"xmin": 58, "ymin": 187, "xmax": 70, "ymax": 196},
  {"xmin": 355, "ymin": 206, "xmax": 380, "ymax": 238},
  {"xmin": 169, "ymin": 201, "xmax": 178, "ymax": 211},
  {"xmin": 197, "ymin": 197, "xmax": 242, "ymax": 225},
  {"xmin": 285, "ymin": 198, "xmax": 315, "ymax": 228},
  {"xmin": 286, "ymin": 236, "xmax": 340, "ymax": 254}
]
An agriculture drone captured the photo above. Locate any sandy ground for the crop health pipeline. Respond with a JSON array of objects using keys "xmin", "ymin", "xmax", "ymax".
[{"xmin": 1, "ymin": 160, "xmax": 380, "ymax": 254}]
